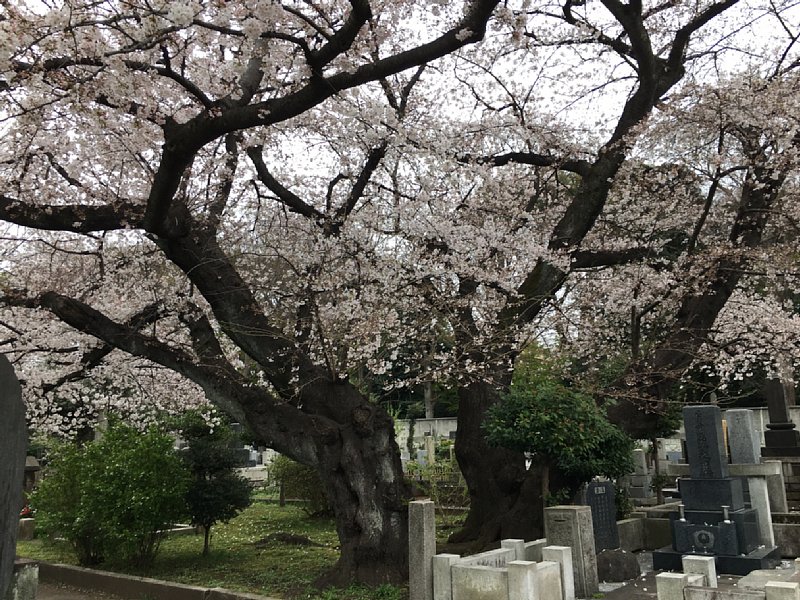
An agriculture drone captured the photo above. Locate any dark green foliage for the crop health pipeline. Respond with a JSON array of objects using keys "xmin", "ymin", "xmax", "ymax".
[
  {"xmin": 270, "ymin": 455, "xmax": 332, "ymax": 517},
  {"xmin": 177, "ymin": 413, "xmax": 253, "ymax": 555},
  {"xmin": 31, "ymin": 421, "xmax": 189, "ymax": 566},
  {"xmin": 484, "ymin": 352, "xmax": 634, "ymax": 482}
]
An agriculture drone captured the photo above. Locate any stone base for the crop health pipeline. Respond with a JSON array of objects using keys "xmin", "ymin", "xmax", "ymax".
[
  {"xmin": 5, "ymin": 559, "xmax": 38, "ymax": 600},
  {"xmin": 671, "ymin": 508, "xmax": 761, "ymax": 556},
  {"xmin": 629, "ymin": 487, "xmax": 655, "ymax": 499},
  {"xmin": 17, "ymin": 518, "xmax": 34, "ymax": 541},
  {"xmin": 651, "ymin": 545, "xmax": 782, "ymax": 576},
  {"xmin": 762, "ymin": 447, "xmax": 800, "ymax": 457},
  {"xmin": 678, "ymin": 477, "xmax": 744, "ymax": 511},
  {"xmin": 764, "ymin": 428, "xmax": 800, "ymax": 448}
]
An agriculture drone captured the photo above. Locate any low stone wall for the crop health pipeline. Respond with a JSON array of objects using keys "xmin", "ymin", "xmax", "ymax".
[
  {"xmin": 450, "ymin": 564, "xmax": 508, "ymax": 600},
  {"xmin": 38, "ymin": 562, "xmax": 280, "ymax": 600},
  {"xmin": 618, "ymin": 518, "xmax": 645, "ymax": 552}
]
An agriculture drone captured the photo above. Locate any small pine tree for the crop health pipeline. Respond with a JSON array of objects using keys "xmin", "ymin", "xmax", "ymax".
[{"xmin": 178, "ymin": 414, "xmax": 252, "ymax": 555}]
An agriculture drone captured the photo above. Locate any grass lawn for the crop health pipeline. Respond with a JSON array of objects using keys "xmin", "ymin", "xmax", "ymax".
[{"xmin": 17, "ymin": 497, "xmax": 409, "ymax": 600}]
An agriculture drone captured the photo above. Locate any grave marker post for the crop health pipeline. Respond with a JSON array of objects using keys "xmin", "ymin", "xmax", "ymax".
[{"xmin": 544, "ymin": 505, "xmax": 599, "ymax": 598}]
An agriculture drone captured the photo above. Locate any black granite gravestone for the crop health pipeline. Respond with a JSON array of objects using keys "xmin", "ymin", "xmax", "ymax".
[
  {"xmin": 762, "ymin": 378, "xmax": 800, "ymax": 457},
  {"xmin": 652, "ymin": 405, "xmax": 780, "ymax": 575},
  {"xmin": 586, "ymin": 480, "xmax": 620, "ymax": 551},
  {"xmin": 0, "ymin": 355, "xmax": 27, "ymax": 600}
]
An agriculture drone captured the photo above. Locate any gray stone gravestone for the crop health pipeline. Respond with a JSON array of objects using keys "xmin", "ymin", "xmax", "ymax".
[
  {"xmin": 228, "ymin": 423, "xmax": 250, "ymax": 467},
  {"xmin": 627, "ymin": 449, "xmax": 653, "ymax": 499},
  {"xmin": 0, "ymin": 355, "xmax": 26, "ymax": 600},
  {"xmin": 544, "ymin": 505, "xmax": 599, "ymax": 598},
  {"xmin": 586, "ymin": 480, "xmax": 620, "ymax": 551},
  {"xmin": 727, "ymin": 409, "xmax": 775, "ymax": 548}
]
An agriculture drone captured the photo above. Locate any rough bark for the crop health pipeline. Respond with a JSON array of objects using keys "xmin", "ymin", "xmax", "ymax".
[{"xmin": 303, "ymin": 384, "xmax": 410, "ymax": 586}]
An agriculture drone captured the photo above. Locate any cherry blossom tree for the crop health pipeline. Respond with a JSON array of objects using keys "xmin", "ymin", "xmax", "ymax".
[
  {"xmin": 1, "ymin": 0, "xmax": 799, "ymax": 580},
  {"xmin": 398, "ymin": 0, "xmax": 800, "ymax": 545},
  {"xmin": 0, "ymin": 0, "xmax": 502, "ymax": 585}
]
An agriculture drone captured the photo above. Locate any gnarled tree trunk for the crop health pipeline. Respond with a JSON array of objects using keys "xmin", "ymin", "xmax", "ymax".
[{"xmin": 241, "ymin": 379, "xmax": 410, "ymax": 586}]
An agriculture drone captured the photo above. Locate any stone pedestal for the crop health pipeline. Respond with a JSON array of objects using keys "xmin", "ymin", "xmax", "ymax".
[{"xmin": 762, "ymin": 378, "xmax": 800, "ymax": 458}]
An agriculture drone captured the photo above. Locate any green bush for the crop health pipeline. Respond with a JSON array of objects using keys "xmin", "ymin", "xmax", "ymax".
[
  {"xmin": 31, "ymin": 421, "xmax": 189, "ymax": 566},
  {"xmin": 484, "ymin": 353, "xmax": 634, "ymax": 482},
  {"xmin": 270, "ymin": 455, "xmax": 331, "ymax": 517}
]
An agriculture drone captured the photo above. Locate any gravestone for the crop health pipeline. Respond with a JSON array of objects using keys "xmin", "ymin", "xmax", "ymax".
[
  {"xmin": 424, "ymin": 435, "xmax": 436, "ymax": 465},
  {"xmin": 0, "ymin": 355, "xmax": 27, "ymax": 600},
  {"xmin": 625, "ymin": 449, "xmax": 653, "ymax": 499},
  {"xmin": 228, "ymin": 423, "xmax": 251, "ymax": 467},
  {"xmin": 652, "ymin": 405, "xmax": 780, "ymax": 576},
  {"xmin": 727, "ymin": 409, "xmax": 775, "ymax": 547},
  {"xmin": 586, "ymin": 480, "xmax": 620, "ymax": 551},
  {"xmin": 762, "ymin": 377, "xmax": 800, "ymax": 457},
  {"xmin": 544, "ymin": 505, "xmax": 599, "ymax": 598}
]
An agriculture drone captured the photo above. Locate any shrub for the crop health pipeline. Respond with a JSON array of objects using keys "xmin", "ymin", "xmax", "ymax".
[
  {"xmin": 32, "ymin": 421, "xmax": 189, "ymax": 566},
  {"xmin": 484, "ymin": 352, "xmax": 634, "ymax": 486},
  {"xmin": 270, "ymin": 455, "xmax": 331, "ymax": 516}
]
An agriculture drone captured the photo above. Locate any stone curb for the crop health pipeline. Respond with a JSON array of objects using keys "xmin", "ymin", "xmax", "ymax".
[{"xmin": 38, "ymin": 562, "xmax": 281, "ymax": 600}]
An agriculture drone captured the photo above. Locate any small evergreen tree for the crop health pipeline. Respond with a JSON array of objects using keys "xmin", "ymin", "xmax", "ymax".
[{"xmin": 178, "ymin": 413, "xmax": 252, "ymax": 555}]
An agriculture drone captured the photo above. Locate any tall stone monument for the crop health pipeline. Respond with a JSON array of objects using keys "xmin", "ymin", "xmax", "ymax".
[
  {"xmin": 0, "ymin": 355, "xmax": 27, "ymax": 600},
  {"xmin": 652, "ymin": 405, "xmax": 780, "ymax": 575},
  {"xmin": 762, "ymin": 377, "xmax": 800, "ymax": 457}
]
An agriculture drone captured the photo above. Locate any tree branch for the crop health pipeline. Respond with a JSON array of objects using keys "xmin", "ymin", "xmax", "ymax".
[
  {"xmin": 335, "ymin": 141, "xmax": 388, "ymax": 224},
  {"xmin": 461, "ymin": 151, "xmax": 591, "ymax": 176},
  {"xmin": 246, "ymin": 147, "xmax": 326, "ymax": 222},
  {"xmin": 41, "ymin": 301, "xmax": 165, "ymax": 394},
  {"xmin": 0, "ymin": 195, "xmax": 143, "ymax": 233}
]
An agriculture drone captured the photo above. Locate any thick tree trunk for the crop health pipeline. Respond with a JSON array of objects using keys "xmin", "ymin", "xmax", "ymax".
[
  {"xmin": 243, "ymin": 381, "xmax": 411, "ymax": 586},
  {"xmin": 450, "ymin": 381, "xmax": 547, "ymax": 546},
  {"xmin": 314, "ymin": 417, "xmax": 410, "ymax": 586}
]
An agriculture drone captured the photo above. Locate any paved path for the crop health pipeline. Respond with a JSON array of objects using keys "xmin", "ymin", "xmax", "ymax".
[{"xmin": 38, "ymin": 582, "xmax": 124, "ymax": 600}]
